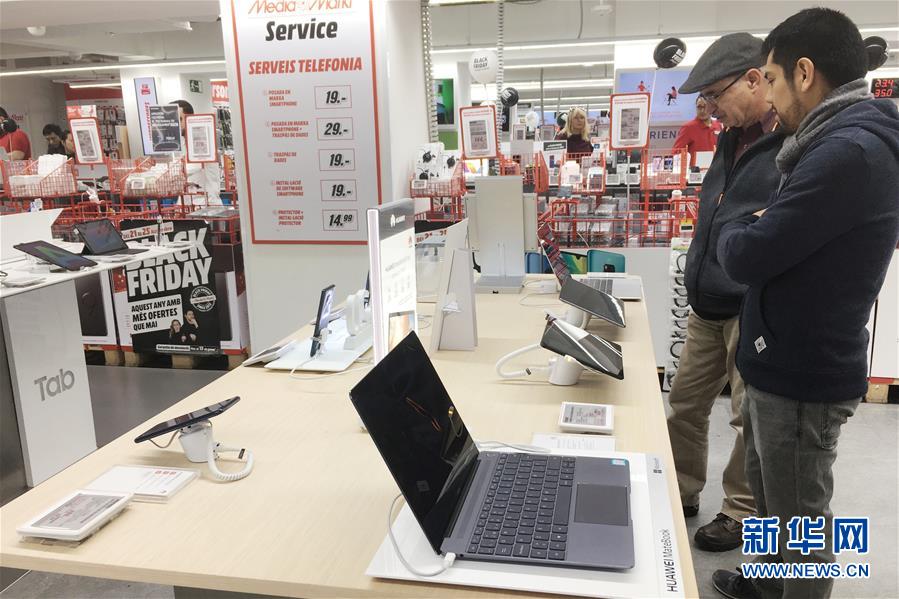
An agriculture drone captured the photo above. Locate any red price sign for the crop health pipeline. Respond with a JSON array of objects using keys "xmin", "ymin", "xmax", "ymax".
[{"xmin": 871, "ymin": 78, "xmax": 897, "ymax": 99}]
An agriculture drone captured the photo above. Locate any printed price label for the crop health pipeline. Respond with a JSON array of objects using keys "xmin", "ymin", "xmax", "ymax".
[
  {"xmin": 322, "ymin": 210, "xmax": 359, "ymax": 231},
  {"xmin": 316, "ymin": 117, "xmax": 354, "ymax": 140},
  {"xmin": 319, "ymin": 149, "xmax": 355, "ymax": 171},
  {"xmin": 315, "ymin": 85, "xmax": 353, "ymax": 109},
  {"xmin": 320, "ymin": 179, "xmax": 357, "ymax": 201}
]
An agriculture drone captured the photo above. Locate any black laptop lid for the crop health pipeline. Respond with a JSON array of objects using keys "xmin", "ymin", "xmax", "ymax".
[
  {"xmin": 349, "ymin": 332, "xmax": 479, "ymax": 553},
  {"xmin": 76, "ymin": 219, "xmax": 128, "ymax": 254},
  {"xmin": 537, "ymin": 223, "xmax": 570, "ymax": 284}
]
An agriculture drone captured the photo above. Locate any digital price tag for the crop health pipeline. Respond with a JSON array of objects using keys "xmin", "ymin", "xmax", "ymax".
[{"xmin": 558, "ymin": 402, "xmax": 614, "ymax": 434}]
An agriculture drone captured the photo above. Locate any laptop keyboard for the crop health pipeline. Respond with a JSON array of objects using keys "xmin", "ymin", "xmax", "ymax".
[
  {"xmin": 582, "ymin": 278, "xmax": 613, "ymax": 294},
  {"xmin": 467, "ymin": 453, "xmax": 575, "ymax": 561}
]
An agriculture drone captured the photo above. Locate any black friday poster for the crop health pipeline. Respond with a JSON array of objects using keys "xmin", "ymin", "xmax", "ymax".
[{"xmin": 119, "ymin": 220, "xmax": 221, "ymax": 354}]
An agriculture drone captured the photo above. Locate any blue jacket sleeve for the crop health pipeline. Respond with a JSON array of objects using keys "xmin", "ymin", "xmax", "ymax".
[{"xmin": 717, "ymin": 139, "xmax": 869, "ymax": 286}]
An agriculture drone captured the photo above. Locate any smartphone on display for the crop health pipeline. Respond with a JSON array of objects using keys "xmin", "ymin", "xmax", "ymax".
[
  {"xmin": 540, "ymin": 315, "xmax": 624, "ymax": 380},
  {"xmin": 311, "ymin": 284, "xmax": 336, "ymax": 357},
  {"xmin": 134, "ymin": 397, "xmax": 240, "ymax": 443}
]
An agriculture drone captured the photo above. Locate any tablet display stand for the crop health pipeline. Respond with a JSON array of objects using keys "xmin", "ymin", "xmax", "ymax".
[{"xmin": 431, "ymin": 248, "xmax": 477, "ymax": 352}]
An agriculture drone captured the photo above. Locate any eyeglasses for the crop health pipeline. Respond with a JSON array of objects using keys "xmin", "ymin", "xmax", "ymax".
[{"xmin": 699, "ymin": 73, "xmax": 744, "ymax": 106}]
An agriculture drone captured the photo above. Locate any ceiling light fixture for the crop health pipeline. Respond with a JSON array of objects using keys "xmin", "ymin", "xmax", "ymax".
[
  {"xmin": 506, "ymin": 79, "xmax": 613, "ymax": 90},
  {"xmin": 67, "ymin": 82, "xmax": 123, "ymax": 89},
  {"xmin": 519, "ymin": 95, "xmax": 611, "ymax": 102},
  {"xmin": 434, "ymin": 26, "xmax": 895, "ymax": 55},
  {"xmin": 505, "ymin": 61, "xmax": 614, "ymax": 69},
  {"xmin": 0, "ymin": 59, "xmax": 226, "ymax": 78}
]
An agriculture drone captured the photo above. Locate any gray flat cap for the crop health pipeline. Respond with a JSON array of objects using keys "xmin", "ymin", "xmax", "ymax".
[{"xmin": 679, "ymin": 32, "xmax": 764, "ymax": 94}]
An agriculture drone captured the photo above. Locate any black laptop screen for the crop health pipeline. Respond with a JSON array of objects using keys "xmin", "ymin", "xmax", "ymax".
[
  {"xmin": 349, "ymin": 332, "xmax": 479, "ymax": 553},
  {"xmin": 77, "ymin": 219, "xmax": 127, "ymax": 254}
]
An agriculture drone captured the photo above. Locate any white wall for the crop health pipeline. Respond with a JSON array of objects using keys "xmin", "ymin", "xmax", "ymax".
[
  {"xmin": 0, "ymin": 77, "xmax": 67, "ymax": 155},
  {"xmin": 221, "ymin": 0, "xmax": 428, "ymax": 351}
]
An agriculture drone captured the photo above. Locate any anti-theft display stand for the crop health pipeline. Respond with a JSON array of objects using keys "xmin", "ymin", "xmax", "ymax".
[{"xmin": 473, "ymin": 176, "xmax": 525, "ymax": 294}]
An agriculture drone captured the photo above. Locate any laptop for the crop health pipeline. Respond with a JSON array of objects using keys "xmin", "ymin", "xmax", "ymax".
[
  {"xmin": 75, "ymin": 218, "xmax": 149, "ymax": 256},
  {"xmin": 350, "ymin": 331, "xmax": 635, "ymax": 570},
  {"xmin": 537, "ymin": 225, "xmax": 627, "ymax": 328},
  {"xmin": 537, "ymin": 225, "xmax": 642, "ymax": 301}
]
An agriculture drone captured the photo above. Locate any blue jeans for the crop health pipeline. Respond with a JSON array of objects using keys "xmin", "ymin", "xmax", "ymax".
[{"xmin": 742, "ymin": 384, "xmax": 860, "ymax": 599}]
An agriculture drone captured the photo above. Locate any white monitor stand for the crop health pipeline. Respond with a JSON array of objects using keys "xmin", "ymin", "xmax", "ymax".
[{"xmin": 471, "ymin": 176, "xmax": 526, "ymax": 294}]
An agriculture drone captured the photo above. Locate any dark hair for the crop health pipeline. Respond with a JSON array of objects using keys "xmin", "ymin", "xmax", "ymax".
[
  {"xmin": 762, "ymin": 8, "xmax": 866, "ymax": 89},
  {"xmin": 169, "ymin": 99, "xmax": 194, "ymax": 114},
  {"xmin": 43, "ymin": 124, "xmax": 64, "ymax": 137},
  {"xmin": 0, "ymin": 107, "xmax": 7, "ymax": 119}
]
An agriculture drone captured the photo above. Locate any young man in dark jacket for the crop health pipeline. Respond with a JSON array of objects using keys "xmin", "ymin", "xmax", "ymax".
[
  {"xmin": 714, "ymin": 9, "xmax": 899, "ymax": 599},
  {"xmin": 667, "ymin": 33, "xmax": 784, "ymax": 552}
]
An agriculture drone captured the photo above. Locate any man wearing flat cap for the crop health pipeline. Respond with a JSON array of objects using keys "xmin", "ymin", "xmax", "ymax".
[{"xmin": 666, "ymin": 32, "xmax": 784, "ymax": 552}]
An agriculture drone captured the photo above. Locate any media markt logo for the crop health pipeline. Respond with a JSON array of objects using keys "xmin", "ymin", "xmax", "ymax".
[
  {"xmin": 34, "ymin": 369, "xmax": 75, "ymax": 401},
  {"xmin": 247, "ymin": 0, "xmax": 353, "ymax": 16},
  {"xmin": 190, "ymin": 286, "xmax": 217, "ymax": 313}
]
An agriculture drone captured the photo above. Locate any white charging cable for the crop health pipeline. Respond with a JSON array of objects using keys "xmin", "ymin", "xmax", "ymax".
[
  {"xmin": 387, "ymin": 493, "xmax": 456, "ymax": 577},
  {"xmin": 206, "ymin": 441, "xmax": 254, "ymax": 482},
  {"xmin": 495, "ymin": 343, "xmax": 551, "ymax": 379}
]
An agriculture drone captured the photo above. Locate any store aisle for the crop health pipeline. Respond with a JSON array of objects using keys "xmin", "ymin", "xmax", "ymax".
[
  {"xmin": 1, "ymin": 382, "xmax": 895, "ymax": 599},
  {"xmin": 87, "ymin": 365, "xmax": 224, "ymax": 447},
  {"xmin": 664, "ymin": 395, "xmax": 899, "ymax": 599}
]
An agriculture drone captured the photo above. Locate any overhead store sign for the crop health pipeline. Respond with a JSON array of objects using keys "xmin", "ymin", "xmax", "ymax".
[{"xmin": 228, "ymin": 0, "xmax": 381, "ymax": 243}]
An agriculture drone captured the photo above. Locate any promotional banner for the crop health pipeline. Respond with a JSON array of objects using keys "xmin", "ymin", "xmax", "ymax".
[
  {"xmin": 460, "ymin": 105, "xmax": 498, "ymax": 160},
  {"xmin": 119, "ymin": 220, "xmax": 221, "ymax": 355},
  {"xmin": 615, "ymin": 68, "xmax": 698, "ymax": 125},
  {"xmin": 133, "ymin": 77, "xmax": 159, "ymax": 155},
  {"xmin": 212, "ymin": 80, "xmax": 230, "ymax": 107},
  {"xmin": 228, "ymin": 0, "xmax": 381, "ymax": 243},
  {"xmin": 609, "ymin": 93, "xmax": 651, "ymax": 150},
  {"xmin": 148, "ymin": 105, "xmax": 183, "ymax": 153},
  {"xmin": 185, "ymin": 114, "xmax": 218, "ymax": 163},
  {"xmin": 68, "ymin": 117, "xmax": 104, "ymax": 164}
]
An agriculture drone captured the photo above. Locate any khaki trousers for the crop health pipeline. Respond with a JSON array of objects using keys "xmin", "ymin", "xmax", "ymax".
[{"xmin": 666, "ymin": 312, "xmax": 755, "ymax": 520}]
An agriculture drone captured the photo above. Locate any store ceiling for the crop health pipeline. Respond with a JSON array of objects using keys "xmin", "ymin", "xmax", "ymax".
[{"xmin": 0, "ymin": 0, "xmax": 895, "ymax": 99}]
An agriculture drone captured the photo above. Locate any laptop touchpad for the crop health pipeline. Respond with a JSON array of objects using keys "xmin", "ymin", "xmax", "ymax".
[{"xmin": 574, "ymin": 484, "xmax": 628, "ymax": 526}]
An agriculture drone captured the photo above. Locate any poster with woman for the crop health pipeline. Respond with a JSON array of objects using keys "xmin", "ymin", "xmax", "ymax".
[{"xmin": 117, "ymin": 219, "xmax": 222, "ymax": 355}]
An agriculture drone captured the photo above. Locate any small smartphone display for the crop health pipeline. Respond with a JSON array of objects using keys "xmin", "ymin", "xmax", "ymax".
[
  {"xmin": 134, "ymin": 397, "xmax": 240, "ymax": 443},
  {"xmin": 311, "ymin": 284, "xmax": 336, "ymax": 357}
]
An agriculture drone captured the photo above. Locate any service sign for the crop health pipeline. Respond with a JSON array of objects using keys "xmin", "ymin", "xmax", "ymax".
[{"xmin": 228, "ymin": 0, "xmax": 381, "ymax": 243}]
